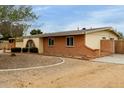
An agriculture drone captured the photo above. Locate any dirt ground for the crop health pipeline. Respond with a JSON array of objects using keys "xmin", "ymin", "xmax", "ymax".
[
  {"xmin": 0, "ymin": 54, "xmax": 124, "ymax": 87},
  {"xmin": 0, "ymin": 53, "xmax": 62, "ymax": 69}
]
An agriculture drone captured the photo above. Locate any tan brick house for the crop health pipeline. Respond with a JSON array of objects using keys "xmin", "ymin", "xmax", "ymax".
[{"xmin": 15, "ymin": 27, "xmax": 120, "ymax": 59}]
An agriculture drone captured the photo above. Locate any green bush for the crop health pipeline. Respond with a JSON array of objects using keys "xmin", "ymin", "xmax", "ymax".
[
  {"xmin": 29, "ymin": 47, "xmax": 38, "ymax": 53},
  {"xmin": 11, "ymin": 47, "xmax": 21, "ymax": 53},
  {"xmin": 12, "ymin": 47, "xmax": 39, "ymax": 53},
  {"xmin": 22, "ymin": 48, "xmax": 28, "ymax": 53}
]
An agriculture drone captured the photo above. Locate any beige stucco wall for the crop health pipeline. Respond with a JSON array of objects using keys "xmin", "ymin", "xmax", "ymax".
[
  {"xmin": 23, "ymin": 37, "xmax": 43, "ymax": 54},
  {"xmin": 16, "ymin": 42, "xmax": 23, "ymax": 48},
  {"xmin": 85, "ymin": 30, "xmax": 118, "ymax": 49}
]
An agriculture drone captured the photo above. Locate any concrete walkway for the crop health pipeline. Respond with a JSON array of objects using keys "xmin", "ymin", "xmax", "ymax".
[{"xmin": 92, "ymin": 54, "xmax": 124, "ymax": 64}]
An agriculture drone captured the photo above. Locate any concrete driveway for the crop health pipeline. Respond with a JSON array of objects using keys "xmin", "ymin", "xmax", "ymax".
[{"xmin": 92, "ymin": 54, "xmax": 124, "ymax": 64}]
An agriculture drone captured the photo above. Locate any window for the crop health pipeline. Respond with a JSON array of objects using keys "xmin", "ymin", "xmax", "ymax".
[
  {"xmin": 48, "ymin": 38, "xmax": 54, "ymax": 46},
  {"xmin": 66, "ymin": 36, "xmax": 74, "ymax": 46},
  {"xmin": 102, "ymin": 37, "xmax": 106, "ymax": 40},
  {"xmin": 110, "ymin": 38, "xmax": 114, "ymax": 40},
  {"xmin": 9, "ymin": 39, "xmax": 15, "ymax": 43}
]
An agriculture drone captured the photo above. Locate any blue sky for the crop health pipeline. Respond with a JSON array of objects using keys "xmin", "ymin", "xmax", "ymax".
[{"xmin": 28, "ymin": 5, "xmax": 124, "ymax": 34}]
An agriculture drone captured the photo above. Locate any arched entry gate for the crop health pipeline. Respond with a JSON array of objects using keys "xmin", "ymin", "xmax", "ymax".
[{"xmin": 26, "ymin": 40, "xmax": 35, "ymax": 48}]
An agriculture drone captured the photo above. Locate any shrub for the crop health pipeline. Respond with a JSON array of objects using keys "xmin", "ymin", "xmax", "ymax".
[
  {"xmin": 11, "ymin": 47, "xmax": 21, "ymax": 53},
  {"xmin": 11, "ymin": 53, "xmax": 16, "ymax": 56},
  {"xmin": 22, "ymin": 48, "xmax": 28, "ymax": 53},
  {"xmin": 22, "ymin": 47, "xmax": 38, "ymax": 53},
  {"xmin": 29, "ymin": 47, "xmax": 38, "ymax": 53}
]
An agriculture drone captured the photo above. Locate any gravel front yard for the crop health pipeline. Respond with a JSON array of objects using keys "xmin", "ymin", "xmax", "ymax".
[
  {"xmin": 0, "ymin": 53, "xmax": 62, "ymax": 69},
  {"xmin": 0, "ymin": 54, "xmax": 124, "ymax": 87}
]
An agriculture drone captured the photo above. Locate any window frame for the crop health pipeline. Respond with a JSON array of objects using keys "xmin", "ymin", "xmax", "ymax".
[
  {"xmin": 48, "ymin": 37, "xmax": 55, "ymax": 46},
  {"xmin": 66, "ymin": 36, "xmax": 74, "ymax": 47},
  {"xmin": 110, "ymin": 38, "xmax": 114, "ymax": 40},
  {"xmin": 102, "ymin": 37, "xmax": 106, "ymax": 40}
]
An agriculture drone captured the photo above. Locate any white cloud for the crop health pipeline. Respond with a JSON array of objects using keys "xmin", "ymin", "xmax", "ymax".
[
  {"xmin": 63, "ymin": 6, "xmax": 124, "ymax": 33},
  {"xmin": 33, "ymin": 6, "xmax": 50, "ymax": 12},
  {"xmin": 29, "ymin": 6, "xmax": 124, "ymax": 34}
]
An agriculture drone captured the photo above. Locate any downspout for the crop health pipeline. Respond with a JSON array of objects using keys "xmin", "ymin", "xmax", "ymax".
[{"xmin": 84, "ymin": 30, "xmax": 86, "ymax": 45}]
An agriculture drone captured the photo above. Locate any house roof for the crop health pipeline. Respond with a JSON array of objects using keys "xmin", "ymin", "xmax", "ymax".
[{"xmin": 23, "ymin": 27, "xmax": 120, "ymax": 38}]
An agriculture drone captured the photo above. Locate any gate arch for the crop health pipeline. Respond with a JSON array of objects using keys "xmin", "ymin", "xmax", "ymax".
[{"xmin": 26, "ymin": 39, "xmax": 35, "ymax": 48}]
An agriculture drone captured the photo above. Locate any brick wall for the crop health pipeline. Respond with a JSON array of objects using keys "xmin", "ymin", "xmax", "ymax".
[{"xmin": 43, "ymin": 35, "xmax": 100, "ymax": 59}]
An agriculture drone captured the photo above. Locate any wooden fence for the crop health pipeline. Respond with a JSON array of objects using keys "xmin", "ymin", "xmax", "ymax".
[
  {"xmin": 115, "ymin": 40, "xmax": 124, "ymax": 54},
  {"xmin": 100, "ymin": 40, "xmax": 114, "ymax": 56}
]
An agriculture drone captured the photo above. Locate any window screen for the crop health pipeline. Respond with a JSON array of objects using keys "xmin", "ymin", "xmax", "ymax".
[
  {"xmin": 67, "ymin": 36, "xmax": 74, "ymax": 46},
  {"xmin": 48, "ymin": 38, "xmax": 54, "ymax": 46}
]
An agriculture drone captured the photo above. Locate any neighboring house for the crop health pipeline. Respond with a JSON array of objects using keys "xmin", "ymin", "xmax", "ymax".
[{"xmin": 11, "ymin": 27, "xmax": 120, "ymax": 59}]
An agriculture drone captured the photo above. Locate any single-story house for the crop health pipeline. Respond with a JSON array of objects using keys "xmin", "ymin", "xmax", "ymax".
[{"xmin": 13, "ymin": 27, "xmax": 120, "ymax": 59}]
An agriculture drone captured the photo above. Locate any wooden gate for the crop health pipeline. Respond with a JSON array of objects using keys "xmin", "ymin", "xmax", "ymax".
[
  {"xmin": 100, "ymin": 40, "xmax": 115, "ymax": 56},
  {"xmin": 115, "ymin": 40, "xmax": 124, "ymax": 54}
]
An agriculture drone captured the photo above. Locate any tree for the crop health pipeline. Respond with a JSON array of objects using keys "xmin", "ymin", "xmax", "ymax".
[
  {"xmin": 0, "ymin": 5, "xmax": 37, "ymax": 40},
  {"xmin": 30, "ymin": 29, "xmax": 43, "ymax": 35},
  {"xmin": 0, "ymin": 21, "xmax": 12, "ymax": 40},
  {"xmin": 118, "ymin": 31, "xmax": 124, "ymax": 39},
  {"xmin": 0, "ymin": 5, "xmax": 38, "ymax": 56},
  {"xmin": 0, "ymin": 21, "xmax": 29, "ymax": 40}
]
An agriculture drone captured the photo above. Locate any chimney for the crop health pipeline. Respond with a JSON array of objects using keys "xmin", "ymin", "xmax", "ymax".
[{"xmin": 82, "ymin": 28, "xmax": 86, "ymax": 30}]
